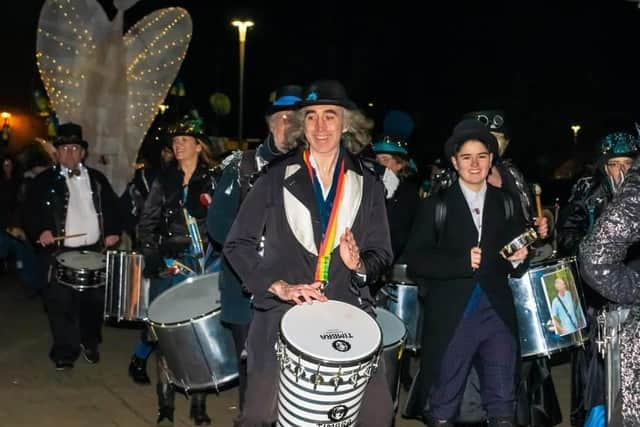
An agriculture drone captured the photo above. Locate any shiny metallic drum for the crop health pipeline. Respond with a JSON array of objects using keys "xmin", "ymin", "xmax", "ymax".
[
  {"xmin": 104, "ymin": 250, "xmax": 149, "ymax": 322},
  {"xmin": 55, "ymin": 250, "xmax": 106, "ymax": 291},
  {"xmin": 374, "ymin": 307, "xmax": 407, "ymax": 412},
  {"xmin": 600, "ymin": 306, "xmax": 630, "ymax": 424},
  {"xmin": 377, "ymin": 264, "xmax": 423, "ymax": 352},
  {"xmin": 509, "ymin": 257, "xmax": 587, "ymax": 358},
  {"xmin": 147, "ymin": 273, "xmax": 238, "ymax": 392}
]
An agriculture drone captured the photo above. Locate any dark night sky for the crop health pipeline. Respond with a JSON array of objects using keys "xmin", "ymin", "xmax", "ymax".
[{"xmin": 4, "ymin": 1, "xmax": 640, "ymax": 184}]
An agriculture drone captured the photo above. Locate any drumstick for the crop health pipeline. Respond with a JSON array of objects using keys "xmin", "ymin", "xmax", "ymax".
[
  {"xmin": 173, "ymin": 260, "xmax": 196, "ymax": 274},
  {"xmin": 532, "ymin": 183, "xmax": 543, "ymax": 220},
  {"xmin": 37, "ymin": 233, "xmax": 87, "ymax": 243}
]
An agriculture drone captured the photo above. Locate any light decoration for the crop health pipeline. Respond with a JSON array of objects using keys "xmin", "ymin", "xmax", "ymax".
[{"xmin": 36, "ymin": 0, "xmax": 192, "ymax": 194}]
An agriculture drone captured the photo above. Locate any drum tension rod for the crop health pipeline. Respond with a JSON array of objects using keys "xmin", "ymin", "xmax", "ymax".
[{"xmin": 311, "ymin": 364, "xmax": 323, "ymax": 390}]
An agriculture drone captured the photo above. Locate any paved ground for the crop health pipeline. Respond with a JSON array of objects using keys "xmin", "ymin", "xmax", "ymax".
[{"xmin": 0, "ymin": 270, "xmax": 573, "ymax": 426}]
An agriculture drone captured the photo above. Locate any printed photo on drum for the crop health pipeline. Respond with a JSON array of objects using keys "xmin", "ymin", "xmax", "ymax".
[{"xmin": 541, "ymin": 268, "xmax": 587, "ymax": 336}]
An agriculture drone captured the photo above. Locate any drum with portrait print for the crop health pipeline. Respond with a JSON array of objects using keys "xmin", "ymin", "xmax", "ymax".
[
  {"xmin": 276, "ymin": 300, "xmax": 382, "ymax": 427},
  {"xmin": 509, "ymin": 256, "xmax": 587, "ymax": 358}
]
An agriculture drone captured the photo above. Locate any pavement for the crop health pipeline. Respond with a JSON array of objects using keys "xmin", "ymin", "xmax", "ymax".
[{"xmin": 0, "ymin": 269, "xmax": 573, "ymax": 427}]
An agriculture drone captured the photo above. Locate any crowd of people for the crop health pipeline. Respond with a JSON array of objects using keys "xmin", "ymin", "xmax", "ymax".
[{"xmin": 2, "ymin": 78, "xmax": 639, "ymax": 427}]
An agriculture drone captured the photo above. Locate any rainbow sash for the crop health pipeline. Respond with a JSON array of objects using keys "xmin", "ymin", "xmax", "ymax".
[{"xmin": 303, "ymin": 150, "xmax": 346, "ymax": 286}]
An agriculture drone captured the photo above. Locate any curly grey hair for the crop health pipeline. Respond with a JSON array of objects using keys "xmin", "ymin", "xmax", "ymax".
[{"xmin": 285, "ymin": 107, "xmax": 374, "ymax": 155}]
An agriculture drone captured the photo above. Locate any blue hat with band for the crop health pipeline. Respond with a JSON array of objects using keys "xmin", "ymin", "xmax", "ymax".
[
  {"xmin": 373, "ymin": 110, "xmax": 417, "ymax": 171},
  {"xmin": 266, "ymin": 84, "xmax": 303, "ymax": 116}
]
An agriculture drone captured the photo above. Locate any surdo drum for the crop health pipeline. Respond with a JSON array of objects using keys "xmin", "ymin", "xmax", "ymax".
[
  {"xmin": 276, "ymin": 300, "xmax": 382, "ymax": 427},
  {"xmin": 104, "ymin": 250, "xmax": 150, "ymax": 322},
  {"xmin": 55, "ymin": 250, "xmax": 106, "ymax": 290}
]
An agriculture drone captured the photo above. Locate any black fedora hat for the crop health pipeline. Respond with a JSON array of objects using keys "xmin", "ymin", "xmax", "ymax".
[
  {"xmin": 54, "ymin": 122, "xmax": 88, "ymax": 149},
  {"xmin": 444, "ymin": 119, "xmax": 499, "ymax": 159},
  {"xmin": 266, "ymin": 84, "xmax": 303, "ymax": 116},
  {"xmin": 297, "ymin": 80, "xmax": 356, "ymax": 110}
]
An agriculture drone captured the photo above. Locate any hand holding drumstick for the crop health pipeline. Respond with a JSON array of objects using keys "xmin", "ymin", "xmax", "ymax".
[
  {"xmin": 532, "ymin": 184, "xmax": 549, "ymax": 239},
  {"xmin": 37, "ymin": 230, "xmax": 87, "ymax": 246}
]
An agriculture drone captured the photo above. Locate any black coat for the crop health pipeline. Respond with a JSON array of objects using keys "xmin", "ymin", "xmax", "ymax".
[
  {"xmin": 403, "ymin": 181, "xmax": 527, "ymax": 417},
  {"xmin": 386, "ymin": 177, "xmax": 420, "ymax": 263},
  {"xmin": 24, "ymin": 165, "xmax": 121, "ymax": 247}
]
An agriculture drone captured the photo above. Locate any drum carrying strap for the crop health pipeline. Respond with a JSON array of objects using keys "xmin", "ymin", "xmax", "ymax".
[{"xmin": 557, "ymin": 296, "xmax": 579, "ymax": 330}]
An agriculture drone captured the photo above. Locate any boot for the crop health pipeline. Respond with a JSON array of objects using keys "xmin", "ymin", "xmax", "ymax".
[
  {"xmin": 487, "ymin": 417, "xmax": 515, "ymax": 427},
  {"xmin": 129, "ymin": 354, "xmax": 151, "ymax": 385},
  {"xmin": 189, "ymin": 392, "xmax": 211, "ymax": 425},
  {"xmin": 156, "ymin": 383, "xmax": 175, "ymax": 426}
]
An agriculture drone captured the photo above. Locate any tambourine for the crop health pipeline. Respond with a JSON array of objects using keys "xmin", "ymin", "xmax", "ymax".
[{"xmin": 500, "ymin": 228, "xmax": 538, "ymax": 258}]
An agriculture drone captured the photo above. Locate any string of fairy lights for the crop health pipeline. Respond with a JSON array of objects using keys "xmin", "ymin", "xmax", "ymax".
[{"xmin": 36, "ymin": 1, "xmax": 192, "ymax": 132}]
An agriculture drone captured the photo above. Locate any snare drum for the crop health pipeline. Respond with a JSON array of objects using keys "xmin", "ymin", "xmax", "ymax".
[
  {"xmin": 104, "ymin": 250, "xmax": 149, "ymax": 321},
  {"xmin": 509, "ymin": 256, "xmax": 587, "ymax": 358},
  {"xmin": 276, "ymin": 300, "xmax": 382, "ymax": 427},
  {"xmin": 377, "ymin": 264, "xmax": 423, "ymax": 352},
  {"xmin": 374, "ymin": 307, "xmax": 407, "ymax": 412},
  {"xmin": 55, "ymin": 250, "xmax": 106, "ymax": 291},
  {"xmin": 147, "ymin": 273, "xmax": 238, "ymax": 392}
]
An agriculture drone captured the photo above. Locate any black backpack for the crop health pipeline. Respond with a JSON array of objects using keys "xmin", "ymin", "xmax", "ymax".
[{"xmin": 433, "ymin": 188, "xmax": 514, "ymax": 243}]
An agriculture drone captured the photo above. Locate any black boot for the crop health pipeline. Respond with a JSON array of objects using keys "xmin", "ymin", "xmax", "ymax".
[
  {"xmin": 156, "ymin": 383, "xmax": 175, "ymax": 426},
  {"xmin": 128, "ymin": 355, "xmax": 151, "ymax": 385},
  {"xmin": 487, "ymin": 417, "xmax": 515, "ymax": 427},
  {"xmin": 189, "ymin": 393, "xmax": 211, "ymax": 425}
]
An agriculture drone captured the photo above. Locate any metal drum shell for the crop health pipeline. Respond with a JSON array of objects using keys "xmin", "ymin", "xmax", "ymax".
[
  {"xmin": 374, "ymin": 307, "xmax": 407, "ymax": 412},
  {"xmin": 104, "ymin": 250, "xmax": 149, "ymax": 322},
  {"xmin": 55, "ymin": 250, "xmax": 106, "ymax": 291},
  {"xmin": 509, "ymin": 256, "xmax": 587, "ymax": 359},
  {"xmin": 377, "ymin": 282, "xmax": 422, "ymax": 352},
  {"xmin": 147, "ymin": 273, "xmax": 238, "ymax": 392}
]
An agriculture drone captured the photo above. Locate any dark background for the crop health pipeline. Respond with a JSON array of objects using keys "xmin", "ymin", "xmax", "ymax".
[{"xmin": 4, "ymin": 0, "xmax": 640, "ymax": 191}]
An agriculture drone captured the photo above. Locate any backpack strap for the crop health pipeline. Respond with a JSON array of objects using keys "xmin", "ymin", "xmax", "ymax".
[{"xmin": 434, "ymin": 190, "xmax": 447, "ymax": 245}]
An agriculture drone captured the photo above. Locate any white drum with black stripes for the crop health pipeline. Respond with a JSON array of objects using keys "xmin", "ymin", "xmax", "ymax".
[{"xmin": 276, "ymin": 300, "xmax": 382, "ymax": 427}]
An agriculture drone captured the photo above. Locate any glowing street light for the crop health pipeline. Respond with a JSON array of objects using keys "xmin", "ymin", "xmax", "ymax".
[
  {"xmin": 571, "ymin": 124, "xmax": 581, "ymax": 144},
  {"xmin": 231, "ymin": 19, "xmax": 254, "ymax": 141}
]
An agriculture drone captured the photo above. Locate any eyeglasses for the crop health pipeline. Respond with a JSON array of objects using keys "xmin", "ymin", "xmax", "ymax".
[
  {"xmin": 606, "ymin": 160, "xmax": 633, "ymax": 169},
  {"xmin": 59, "ymin": 145, "xmax": 81, "ymax": 152}
]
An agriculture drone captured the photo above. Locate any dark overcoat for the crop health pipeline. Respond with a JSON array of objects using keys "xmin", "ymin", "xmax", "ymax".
[{"xmin": 403, "ymin": 181, "xmax": 527, "ymax": 417}]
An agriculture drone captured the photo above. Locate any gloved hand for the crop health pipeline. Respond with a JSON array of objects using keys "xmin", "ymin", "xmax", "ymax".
[{"xmin": 143, "ymin": 251, "xmax": 165, "ymax": 278}]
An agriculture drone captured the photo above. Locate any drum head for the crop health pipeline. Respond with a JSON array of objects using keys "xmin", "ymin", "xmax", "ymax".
[
  {"xmin": 280, "ymin": 300, "xmax": 381, "ymax": 363},
  {"xmin": 147, "ymin": 273, "xmax": 220, "ymax": 324},
  {"xmin": 374, "ymin": 307, "xmax": 407, "ymax": 347},
  {"xmin": 56, "ymin": 250, "xmax": 105, "ymax": 270}
]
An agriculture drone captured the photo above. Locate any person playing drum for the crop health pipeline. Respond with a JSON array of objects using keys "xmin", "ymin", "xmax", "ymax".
[
  {"xmin": 23, "ymin": 122, "xmax": 121, "ymax": 371},
  {"xmin": 223, "ymin": 80, "xmax": 395, "ymax": 426},
  {"xmin": 133, "ymin": 115, "xmax": 219, "ymax": 426},
  {"xmin": 403, "ymin": 119, "xmax": 529, "ymax": 427}
]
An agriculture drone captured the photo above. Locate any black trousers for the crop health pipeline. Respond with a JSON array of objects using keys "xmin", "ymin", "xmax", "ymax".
[
  {"xmin": 227, "ymin": 322, "xmax": 249, "ymax": 412},
  {"xmin": 43, "ymin": 281, "xmax": 104, "ymax": 362}
]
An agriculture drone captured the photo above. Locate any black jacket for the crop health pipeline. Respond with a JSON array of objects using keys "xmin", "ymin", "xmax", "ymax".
[
  {"xmin": 403, "ymin": 181, "xmax": 527, "ymax": 417},
  {"xmin": 24, "ymin": 165, "xmax": 121, "ymax": 248}
]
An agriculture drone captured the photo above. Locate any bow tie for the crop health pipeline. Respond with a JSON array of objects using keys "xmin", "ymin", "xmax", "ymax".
[{"xmin": 66, "ymin": 168, "xmax": 81, "ymax": 177}]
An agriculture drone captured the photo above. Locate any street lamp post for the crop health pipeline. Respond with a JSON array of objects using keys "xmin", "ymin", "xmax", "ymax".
[
  {"xmin": 232, "ymin": 19, "xmax": 254, "ymax": 141},
  {"xmin": 571, "ymin": 124, "xmax": 581, "ymax": 145}
]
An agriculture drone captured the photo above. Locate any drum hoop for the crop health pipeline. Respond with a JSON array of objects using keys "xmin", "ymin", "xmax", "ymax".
[
  {"xmin": 57, "ymin": 280, "xmax": 105, "ymax": 290},
  {"xmin": 528, "ymin": 256, "xmax": 577, "ymax": 273},
  {"xmin": 56, "ymin": 250, "xmax": 106, "ymax": 271},
  {"xmin": 148, "ymin": 306, "xmax": 221, "ymax": 327},
  {"xmin": 278, "ymin": 327, "xmax": 381, "ymax": 368}
]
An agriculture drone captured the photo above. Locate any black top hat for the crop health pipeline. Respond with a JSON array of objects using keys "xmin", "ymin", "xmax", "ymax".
[
  {"xmin": 166, "ymin": 115, "xmax": 208, "ymax": 142},
  {"xmin": 462, "ymin": 109, "xmax": 509, "ymax": 137},
  {"xmin": 297, "ymin": 80, "xmax": 356, "ymax": 110},
  {"xmin": 444, "ymin": 119, "xmax": 499, "ymax": 159},
  {"xmin": 54, "ymin": 122, "xmax": 88, "ymax": 149},
  {"xmin": 266, "ymin": 84, "xmax": 303, "ymax": 116}
]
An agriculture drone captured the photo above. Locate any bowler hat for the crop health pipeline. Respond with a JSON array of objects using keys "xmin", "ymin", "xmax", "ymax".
[
  {"xmin": 54, "ymin": 122, "xmax": 88, "ymax": 149},
  {"xmin": 266, "ymin": 84, "xmax": 303, "ymax": 116},
  {"xmin": 297, "ymin": 80, "xmax": 356, "ymax": 110},
  {"xmin": 444, "ymin": 119, "xmax": 499, "ymax": 159}
]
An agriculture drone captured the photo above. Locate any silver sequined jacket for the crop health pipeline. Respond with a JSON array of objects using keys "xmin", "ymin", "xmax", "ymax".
[{"xmin": 579, "ymin": 156, "xmax": 640, "ymax": 426}]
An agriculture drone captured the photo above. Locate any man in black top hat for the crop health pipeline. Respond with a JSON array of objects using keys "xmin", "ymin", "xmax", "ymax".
[
  {"xmin": 404, "ymin": 119, "xmax": 529, "ymax": 427},
  {"xmin": 24, "ymin": 122, "xmax": 121, "ymax": 371},
  {"xmin": 206, "ymin": 84, "xmax": 302, "ymax": 417}
]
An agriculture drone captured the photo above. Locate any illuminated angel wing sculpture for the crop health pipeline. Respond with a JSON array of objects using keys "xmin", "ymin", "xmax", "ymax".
[{"xmin": 36, "ymin": 0, "xmax": 192, "ymax": 193}]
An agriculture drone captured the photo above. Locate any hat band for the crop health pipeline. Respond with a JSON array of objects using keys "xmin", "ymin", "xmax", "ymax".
[
  {"xmin": 373, "ymin": 142, "xmax": 409, "ymax": 156},
  {"xmin": 273, "ymin": 95, "xmax": 302, "ymax": 106}
]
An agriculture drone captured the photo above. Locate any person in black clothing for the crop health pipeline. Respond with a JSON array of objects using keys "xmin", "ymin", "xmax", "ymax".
[
  {"xmin": 133, "ymin": 115, "xmax": 218, "ymax": 426},
  {"xmin": 206, "ymin": 84, "xmax": 302, "ymax": 417},
  {"xmin": 23, "ymin": 123, "xmax": 121, "ymax": 370},
  {"xmin": 404, "ymin": 119, "xmax": 529, "ymax": 427}
]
